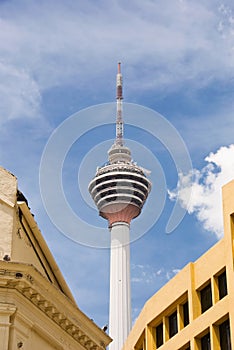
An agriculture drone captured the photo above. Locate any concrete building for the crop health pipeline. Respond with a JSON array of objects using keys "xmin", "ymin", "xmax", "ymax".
[
  {"xmin": 89, "ymin": 63, "xmax": 151, "ymax": 350},
  {"xmin": 123, "ymin": 180, "xmax": 234, "ymax": 350},
  {"xmin": 0, "ymin": 166, "xmax": 111, "ymax": 350}
]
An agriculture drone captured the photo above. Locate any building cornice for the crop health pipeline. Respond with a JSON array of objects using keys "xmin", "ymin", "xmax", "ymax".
[{"xmin": 0, "ymin": 261, "xmax": 111, "ymax": 350}]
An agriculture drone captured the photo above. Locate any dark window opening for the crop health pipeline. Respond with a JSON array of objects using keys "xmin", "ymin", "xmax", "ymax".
[
  {"xmin": 183, "ymin": 301, "xmax": 189, "ymax": 327},
  {"xmin": 156, "ymin": 323, "xmax": 163, "ymax": 348},
  {"xmin": 179, "ymin": 344, "xmax": 190, "ymax": 350},
  {"xmin": 133, "ymin": 191, "xmax": 145, "ymax": 200},
  {"xmin": 219, "ymin": 319, "xmax": 231, "ymax": 350},
  {"xmin": 181, "ymin": 345, "xmax": 190, "ymax": 350},
  {"xmin": 169, "ymin": 311, "xmax": 178, "ymax": 338},
  {"xmin": 133, "ymin": 183, "xmax": 148, "ymax": 194},
  {"xmin": 200, "ymin": 283, "xmax": 212, "ymax": 313},
  {"xmin": 218, "ymin": 271, "xmax": 228, "ymax": 299},
  {"xmin": 201, "ymin": 333, "xmax": 211, "ymax": 350},
  {"xmin": 131, "ymin": 197, "xmax": 142, "ymax": 206}
]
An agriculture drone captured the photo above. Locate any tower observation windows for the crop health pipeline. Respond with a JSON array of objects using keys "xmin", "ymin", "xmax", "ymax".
[
  {"xmin": 92, "ymin": 177, "xmax": 149, "ymax": 193},
  {"xmin": 131, "ymin": 197, "xmax": 142, "ymax": 206},
  {"xmin": 133, "ymin": 183, "xmax": 148, "ymax": 195},
  {"xmin": 101, "ymin": 172, "xmax": 150, "ymax": 188}
]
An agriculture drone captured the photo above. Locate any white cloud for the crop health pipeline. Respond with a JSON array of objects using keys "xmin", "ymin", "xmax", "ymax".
[
  {"xmin": 131, "ymin": 263, "xmax": 180, "ymax": 284},
  {"xmin": 156, "ymin": 269, "xmax": 163, "ymax": 276},
  {"xmin": 169, "ymin": 144, "xmax": 234, "ymax": 238},
  {"xmin": 0, "ymin": 61, "xmax": 41, "ymax": 122},
  {"xmin": 0, "ymin": 0, "xmax": 233, "ymax": 122}
]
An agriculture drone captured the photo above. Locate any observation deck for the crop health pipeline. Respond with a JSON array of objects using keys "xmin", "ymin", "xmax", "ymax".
[{"xmin": 88, "ymin": 144, "xmax": 151, "ymax": 226}]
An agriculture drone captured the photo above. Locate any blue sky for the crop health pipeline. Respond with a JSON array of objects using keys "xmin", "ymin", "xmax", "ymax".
[{"xmin": 1, "ymin": 0, "xmax": 234, "ymax": 328}]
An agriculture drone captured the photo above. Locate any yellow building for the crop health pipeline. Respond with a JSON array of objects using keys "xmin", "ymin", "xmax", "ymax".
[
  {"xmin": 0, "ymin": 166, "xmax": 111, "ymax": 350},
  {"xmin": 123, "ymin": 180, "xmax": 234, "ymax": 350}
]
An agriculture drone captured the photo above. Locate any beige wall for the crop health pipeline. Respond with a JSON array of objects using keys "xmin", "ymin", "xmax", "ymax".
[
  {"xmin": 0, "ymin": 167, "xmax": 17, "ymax": 258},
  {"xmin": 123, "ymin": 179, "xmax": 234, "ymax": 350},
  {"xmin": 0, "ymin": 166, "xmax": 111, "ymax": 350}
]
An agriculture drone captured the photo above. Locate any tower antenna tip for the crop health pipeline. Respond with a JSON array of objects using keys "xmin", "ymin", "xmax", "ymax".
[{"xmin": 118, "ymin": 62, "xmax": 121, "ymax": 73}]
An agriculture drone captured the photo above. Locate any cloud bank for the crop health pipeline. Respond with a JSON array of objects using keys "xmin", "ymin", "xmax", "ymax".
[
  {"xmin": 0, "ymin": 0, "xmax": 233, "ymax": 122},
  {"xmin": 169, "ymin": 144, "xmax": 234, "ymax": 238}
]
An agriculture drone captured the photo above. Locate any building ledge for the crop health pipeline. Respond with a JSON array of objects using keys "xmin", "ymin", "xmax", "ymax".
[{"xmin": 0, "ymin": 261, "xmax": 112, "ymax": 350}]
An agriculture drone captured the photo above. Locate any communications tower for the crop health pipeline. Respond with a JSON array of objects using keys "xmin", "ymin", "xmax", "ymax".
[{"xmin": 88, "ymin": 63, "xmax": 151, "ymax": 350}]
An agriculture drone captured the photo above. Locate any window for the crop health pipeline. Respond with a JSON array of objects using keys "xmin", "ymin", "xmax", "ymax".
[
  {"xmin": 156, "ymin": 323, "xmax": 163, "ymax": 348},
  {"xmin": 183, "ymin": 301, "xmax": 189, "ymax": 327},
  {"xmin": 200, "ymin": 283, "xmax": 212, "ymax": 313},
  {"xmin": 219, "ymin": 319, "xmax": 231, "ymax": 350},
  {"xmin": 218, "ymin": 271, "xmax": 227, "ymax": 299},
  {"xmin": 179, "ymin": 343, "xmax": 190, "ymax": 350},
  {"xmin": 169, "ymin": 311, "xmax": 178, "ymax": 338},
  {"xmin": 137, "ymin": 338, "xmax": 145, "ymax": 350},
  {"xmin": 201, "ymin": 333, "xmax": 210, "ymax": 350}
]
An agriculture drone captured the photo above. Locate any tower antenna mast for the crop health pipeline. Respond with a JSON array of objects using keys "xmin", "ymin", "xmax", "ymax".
[{"xmin": 116, "ymin": 62, "xmax": 124, "ymax": 146}]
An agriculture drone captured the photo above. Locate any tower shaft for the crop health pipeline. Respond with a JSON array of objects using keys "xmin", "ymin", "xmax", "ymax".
[{"xmin": 109, "ymin": 222, "xmax": 131, "ymax": 350}]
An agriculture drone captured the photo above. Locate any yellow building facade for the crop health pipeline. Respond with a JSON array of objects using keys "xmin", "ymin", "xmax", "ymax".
[
  {"xmin": 123, "ymin": 180, "xmax": 234, "ymax": 350},
  {"xmin": 0, "ymin": 167, "xmax": 111, "ymax": 350}
]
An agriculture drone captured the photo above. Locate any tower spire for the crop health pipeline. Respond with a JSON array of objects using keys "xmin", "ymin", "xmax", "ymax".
[{"xmin": 116, "ymin": 62, "xmax": 124, "ymax": 146}]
